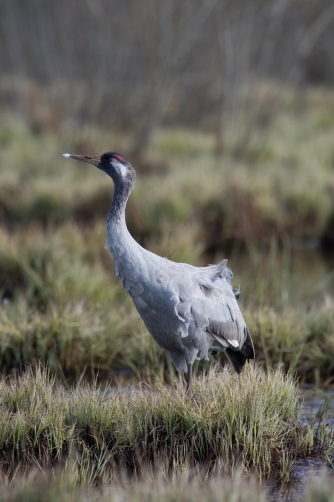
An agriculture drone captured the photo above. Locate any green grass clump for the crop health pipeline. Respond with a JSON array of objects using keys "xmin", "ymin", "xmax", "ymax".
[
  {"xmin": 0, "ymin": 224, "xmax": 129, "ymax": 376},
  {"xmin": 245, "ymin": 303, "xmax": 334, "ymax": 384},
  {"xmin": 0, "ymin": 365, "xmax": 331, "ymax": 483}
]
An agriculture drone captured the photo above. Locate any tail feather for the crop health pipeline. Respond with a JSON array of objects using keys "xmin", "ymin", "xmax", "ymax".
[
  {"xmin": 224, "ymin": 348, "xmax": 247, "ymax": 374},
  {"xmin": 241, "ymin": 327, "xmax": 255, "ymax": 360}
]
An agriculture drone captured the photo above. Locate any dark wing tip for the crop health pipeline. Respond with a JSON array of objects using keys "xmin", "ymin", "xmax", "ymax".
[
  {"xmin": 241, "ymin": 327, "xmax": 255, "ymax": 360},
  {"xmin": 225, "ymin": 348, "xmax": 247, "ymax": 374}
]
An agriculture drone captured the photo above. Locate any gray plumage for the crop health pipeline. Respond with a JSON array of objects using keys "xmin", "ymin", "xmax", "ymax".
[{"xmin": 64, "ymin": 151, "xmax": 255, "ymax": 391}]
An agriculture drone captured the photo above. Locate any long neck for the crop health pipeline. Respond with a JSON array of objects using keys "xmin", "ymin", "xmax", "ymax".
[{"xmin": 106, "ymin": 177, "xmax": 134, "ymax": 245}]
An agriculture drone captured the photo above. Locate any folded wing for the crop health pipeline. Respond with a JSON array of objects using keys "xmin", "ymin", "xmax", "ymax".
[{"xmin": 175, "ymin": 271, "xmax": 255, "ymax": 374}]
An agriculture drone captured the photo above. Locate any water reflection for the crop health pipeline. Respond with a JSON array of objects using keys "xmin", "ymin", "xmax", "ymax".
[{"xmin": 269, "ymin": 389, "xmax": 334, "ymax": 501}]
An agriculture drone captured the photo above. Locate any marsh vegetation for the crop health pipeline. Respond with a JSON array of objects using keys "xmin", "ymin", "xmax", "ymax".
[
  {"xmin": 1, "ymin": 86, "xmax": 334, "ymax": 385},
  {"xmin": 2, "ymin": 0, "xmax": 334, "ymax": 498},
  {"xmin": 1, "ymin": 84, "xmax": 334, "ymax": 499},
  {"xmin": 0, "ymin": 365, "xmax": 332, "ymax": 496}
]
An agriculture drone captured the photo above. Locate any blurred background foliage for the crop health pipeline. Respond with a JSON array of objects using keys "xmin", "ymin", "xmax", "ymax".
[
  {"xmin": 2, "ymin": 0, "xmax": 334, "ymax": 155},
  {"xmin": 1, "ymin": 0, "xmax": 334, "ymax": 383}
]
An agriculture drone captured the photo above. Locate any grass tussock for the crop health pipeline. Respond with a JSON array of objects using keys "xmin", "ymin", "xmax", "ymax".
[
  {"xmin": 0, "ymin": 365, "xmax": 331, "ymax": 484},
  {"xmin": 246, "ymin": 302, "xmax": 334, "ymax": 385}
]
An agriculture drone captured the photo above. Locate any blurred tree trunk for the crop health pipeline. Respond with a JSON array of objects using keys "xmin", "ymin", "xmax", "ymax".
[
  {"xmin": 1, "ymin": 0, "xmax": 334, "ymax": 139},
  {"xmin": 130, "ymin": 0, "xmax": 218, "ymax": 159}
]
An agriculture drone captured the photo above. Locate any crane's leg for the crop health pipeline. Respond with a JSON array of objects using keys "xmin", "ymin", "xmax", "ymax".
[{"xmin": 185, "ymin": 363, "xmax": 193, "ymax": 397}]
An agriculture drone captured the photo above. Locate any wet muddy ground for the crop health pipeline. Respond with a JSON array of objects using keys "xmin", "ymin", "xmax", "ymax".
[{"xmin": 270, "ymin": 389, "xmax": 334, "ymax": 500}]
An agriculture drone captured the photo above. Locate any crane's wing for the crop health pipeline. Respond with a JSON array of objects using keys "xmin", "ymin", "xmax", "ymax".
[{"xmin": 175, "ymin": 264, "xmax": 254, "ymax": 374}]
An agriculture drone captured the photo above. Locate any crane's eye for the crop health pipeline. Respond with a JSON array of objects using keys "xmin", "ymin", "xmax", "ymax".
[{"xmin": 114, "ymin": 154, "xmax": 125, "ymax": 162}]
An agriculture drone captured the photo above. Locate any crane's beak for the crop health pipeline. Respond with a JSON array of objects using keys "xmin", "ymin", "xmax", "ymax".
[{"xmin": 63, "ymin": 153, "xmax": 101, "ymax": 167}]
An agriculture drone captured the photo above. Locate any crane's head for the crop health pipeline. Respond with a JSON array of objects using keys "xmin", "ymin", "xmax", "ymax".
[{"xmin": 63, "ymin": 151, "xmax": 135, "ymax": 185}]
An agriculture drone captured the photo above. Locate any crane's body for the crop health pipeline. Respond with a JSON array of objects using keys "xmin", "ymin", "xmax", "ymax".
[{"xmin": 63, "ymin": 152, "xmax": 254, "ymax": 392}]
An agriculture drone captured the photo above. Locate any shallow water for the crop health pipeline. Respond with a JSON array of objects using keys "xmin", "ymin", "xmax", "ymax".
[
  {"xmin": 269, "ymin": 389, "xmax": 334, "ymax": 501},
  {"xmin": 301, "ymin": 388, "xmax": 334, "ymax": 425}
]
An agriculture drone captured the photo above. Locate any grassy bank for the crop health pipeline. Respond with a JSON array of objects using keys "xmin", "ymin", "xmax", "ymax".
[{"xmin": 0, "ymin": 365, "xmax": 331, "ymax": 484}]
